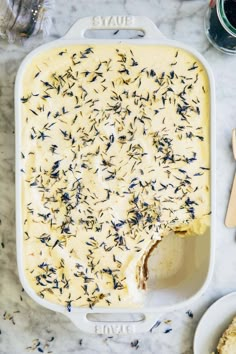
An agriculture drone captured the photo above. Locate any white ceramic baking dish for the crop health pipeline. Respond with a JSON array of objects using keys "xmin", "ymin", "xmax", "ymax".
[{"xmin": 15, "ymin": 16, "xmax": 216, "ymax": 334}]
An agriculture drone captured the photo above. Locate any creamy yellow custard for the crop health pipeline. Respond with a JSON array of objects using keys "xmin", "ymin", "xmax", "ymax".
[{"xmin": 20, "ymin": 44, "xmax": 210, "ymax": 309}]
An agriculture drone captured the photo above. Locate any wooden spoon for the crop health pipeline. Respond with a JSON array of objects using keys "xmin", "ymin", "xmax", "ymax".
[{"xmin": 225, "ymin": 129, "xmax": 236, "ymax": 227}]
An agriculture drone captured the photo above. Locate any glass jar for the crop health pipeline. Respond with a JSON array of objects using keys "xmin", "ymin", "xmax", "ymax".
[{"xmin": 205, "ymin": 0, "xmax": 236, "ymax": 54}]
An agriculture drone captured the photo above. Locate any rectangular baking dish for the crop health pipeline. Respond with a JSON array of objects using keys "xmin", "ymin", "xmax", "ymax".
[{"xmin": 15, "ymin": 16, "xmax": 216, "ymax": 334}]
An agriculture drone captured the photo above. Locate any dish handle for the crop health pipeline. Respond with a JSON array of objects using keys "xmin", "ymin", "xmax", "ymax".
[
  {"xmin": 63, "ymin": 16, "xmax": 165, "ymax": 40},
  {"xmin": 66, "ymin": 312, "xmax": 161, "ymax": 334}
]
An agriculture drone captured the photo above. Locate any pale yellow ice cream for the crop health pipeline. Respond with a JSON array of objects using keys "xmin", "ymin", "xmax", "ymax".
[{"xmin": 20, "ymin": 44, "xmax": 210, "ymax": 309}]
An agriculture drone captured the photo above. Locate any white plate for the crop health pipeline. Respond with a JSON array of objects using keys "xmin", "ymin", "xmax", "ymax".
[{"xmin": 194, "ymin": 292, "xmax": 236, "ymax": 354}]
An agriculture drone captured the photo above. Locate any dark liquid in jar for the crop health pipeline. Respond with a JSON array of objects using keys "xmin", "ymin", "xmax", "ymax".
[
  {"xmin": 224, "ymin": 0, "xmax": 236, "ymax": 28},
  {"xmin": 208, "ymin": 0, "xmax": 236, "ymax": 52}
]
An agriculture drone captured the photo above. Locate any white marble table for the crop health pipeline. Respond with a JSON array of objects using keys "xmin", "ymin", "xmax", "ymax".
[{"xmin": 0, "ymin": 0, "xmax": 236, "ymax": 353}]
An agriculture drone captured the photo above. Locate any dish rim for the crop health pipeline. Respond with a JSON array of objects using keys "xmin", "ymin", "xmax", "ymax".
[{"xmin": 15, "ymin": 20, "xmax": 216, "ymax": 317}]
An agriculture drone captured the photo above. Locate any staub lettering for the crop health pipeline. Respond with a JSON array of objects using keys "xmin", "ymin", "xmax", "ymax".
[
  {"xmin": 94, "ymin": 324, "xmax": 135, "ymax": 334},
  {"xmin": 93, "ymin": 16, "xmax": 134, "ymax": 27}
]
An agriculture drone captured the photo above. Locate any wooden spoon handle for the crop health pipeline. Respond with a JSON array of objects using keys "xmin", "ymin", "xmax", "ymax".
[{"xmin": 225, "ymin": 172, "xmax": 236, "ymax": 227}]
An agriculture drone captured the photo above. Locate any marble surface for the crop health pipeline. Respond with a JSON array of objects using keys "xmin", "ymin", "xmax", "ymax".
[{"xmin": 0, "ymin": 0, "xmax": 236, "ymax": 353}]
